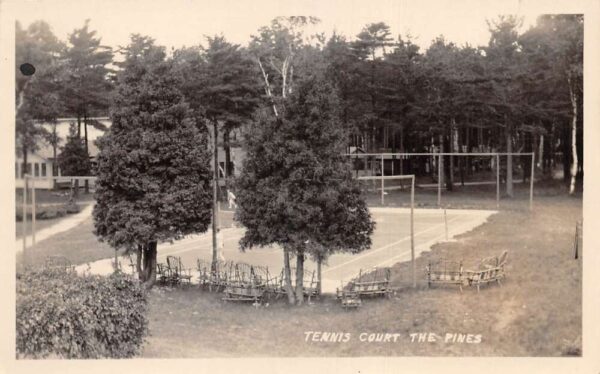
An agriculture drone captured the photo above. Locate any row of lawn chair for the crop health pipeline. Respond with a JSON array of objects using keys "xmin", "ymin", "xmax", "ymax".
[
  {"xmin": 156, "ymin": 256, "xmax": 193, "ymax": 286},
  {"xmin": 196, "ymin": 259, "xmax": 320, "ymax": 304},
  {"xmin": 336, "ymin": 267, "xmax": 393, "ymax": 309},
  {"xmin": 425, "ymin": 250, "xmax": 508, "ymax": 292}
]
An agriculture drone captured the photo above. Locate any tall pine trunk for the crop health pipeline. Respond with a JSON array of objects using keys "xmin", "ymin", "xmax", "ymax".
[
  {"xmin": 316, "ymin": 256, "xmax": 322, "ymax": 296},
  {"xmin": 506, "ymin": 121, "xmax": 514, "ymax": 198},
  {"xmin": 224, "ymin": 129, "xmax": 231, "ymax": 189},
  {"xmin": 22, "ymin": 147, "xmax": 28, "ymax": 178},
  {"xmin": 568, "ymin": 75, "xmax": 578, "ymax": 195},
  {"xmin": 283, "ymin": 247, "xmax": 296, "ymax": 305},
  {"xmin": 295, "ymin": 251, "xmax": 304, "ymax": 305},
  {"xmin": 136, "ymin": 242, "xmax": 158, "ymax": 288},
  {"xmin": 84, "ymin": 113, "xmax": 90, "ymax": 194}
]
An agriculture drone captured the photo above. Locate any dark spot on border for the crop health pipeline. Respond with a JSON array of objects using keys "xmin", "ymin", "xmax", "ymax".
[{"xmin": 20, "ymin": 63, "xmax": 35, "ymax": 76}]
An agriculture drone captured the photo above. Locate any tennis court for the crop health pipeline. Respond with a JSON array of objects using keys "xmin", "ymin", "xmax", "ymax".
[{"xmin": 79, "ymin": 207, "xmax": 495, "ymax": 293}]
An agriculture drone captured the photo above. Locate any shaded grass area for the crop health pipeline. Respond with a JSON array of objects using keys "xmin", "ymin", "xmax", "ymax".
[
  {"xmin": 142, "ymin": 193, "xmax": 582, "ymax": 357},
  {"xmin": 15, "ymin": 189, "xmax": 96, "ymax": 239},
  {"xmin": 17, "ymin": 216, "xmax": 115, "ymax": 269},
  {"xmin": 15, "ymin": 201, "xmax": 93, "ymax": 239},
  {"xmin": 16, "ymin": 188, "xmax": 96, "ymax": 204},
  {"xmin": 16, "ymin": 209, "xmax": 237, "ymax": 269}
]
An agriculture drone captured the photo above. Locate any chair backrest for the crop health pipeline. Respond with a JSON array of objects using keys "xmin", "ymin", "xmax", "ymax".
[
  {"xmin": 479, "ymin": 256, "xmax": 497, "ymax": 270},
  {"xmin": 497, "ymin": 251, "xmax": 508, "ymax": 267},
  {"xmin": 166, "ymin": 256, "xmax": 181, "ymax": 275}
]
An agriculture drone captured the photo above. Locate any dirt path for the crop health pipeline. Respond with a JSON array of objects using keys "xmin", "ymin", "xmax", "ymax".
[{"xmin": 16, "ymin": 204, "xmax": 94, "ymax": 251}]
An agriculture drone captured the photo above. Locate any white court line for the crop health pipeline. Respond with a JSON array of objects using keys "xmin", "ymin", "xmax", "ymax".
[
  {"xmin": 322, "ymin": 215, "xmax": 463, "ymax": 275},
  {"xmin": 373, "ymin": 216, "xmax": 485, "ymax": 268},
  {"xmin": 157, "ymin": 232, "xmax": 245, "ymax": 258}
]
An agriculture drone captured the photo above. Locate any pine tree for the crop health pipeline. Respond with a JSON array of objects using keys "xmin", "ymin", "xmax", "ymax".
[
  {"xmin": 61, "ymin": 19, "xmax": 113, "ymax": 154},
  {"xmin": 93, "ymin": 35, "xmax": 213, "ymax": 288},
  {"xmin": 15, "ymin": 21, "xmax": 64, "ymax": 177},
  {"xmin": 235, "ymin": 74, "xmax": 375, "ymax": 305}
]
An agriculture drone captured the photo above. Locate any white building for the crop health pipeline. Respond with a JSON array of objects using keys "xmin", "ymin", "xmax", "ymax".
[
  {"xmin": 15, "ymin": 117, "xmax": 110, "ymax": 189},
  {"xmin": 15, "ymin": 116, "xmax": 246, "ymax": 189}
]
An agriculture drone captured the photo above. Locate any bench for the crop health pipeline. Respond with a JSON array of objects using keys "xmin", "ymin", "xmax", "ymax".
[
  {"xmin": 466, "ymin": 251, "xmax": 508, "ymax": 292},
  {"xmin": 156, "ymin": 256, "xmax": 192, "ymax": 286},
  {"xmin": 336, "ymin": 268, "xmax": 392, "ymax": 308},
  {"xmin": 426, "ymin": 259, "xmax": 466, "ymax": 291}
]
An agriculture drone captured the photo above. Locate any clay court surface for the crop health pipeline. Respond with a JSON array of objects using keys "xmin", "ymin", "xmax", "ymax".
[{"xmin": 79, "ymin": 207, "xmax": 494, "ymax": 292}]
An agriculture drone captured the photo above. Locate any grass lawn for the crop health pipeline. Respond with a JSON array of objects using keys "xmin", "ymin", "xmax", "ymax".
[
  {"xmin": 17, "ymin": 215, "xmax": 116, "ymax": 269},
  {"xmin": 15, "ymin": 189, "xmax": 96, "ymax": 239},
  {"xmin": 141, "ymin": 192, "xmax": 582, "ymax": 357},
  {"xmin": 16, "ymin": 183, "xmax": 582, "ymax": 357}
]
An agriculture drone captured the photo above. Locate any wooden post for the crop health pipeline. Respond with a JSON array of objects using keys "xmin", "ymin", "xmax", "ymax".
[
  {"xmin": 22, "ymin": 175, "xmax": 28, "ymax": 253},
  {"xmin": 381, "ymin": 156, "xmax": 384, "ymax": 205},
  {"xmin": 317, "ymin": 256, "xmax": 322, "ymax": 295},
  {"xmin": 496, "ymin": 154, "xmax": 500, "ymax": 209},
  {"xmin": 411, "ymin": 175, "xmax": 416, "ymax": 288},
  {"xmin": 212, "ymin": 121, "xmax": 219, "ymax": 273},
  {"xmin": 31, "ymin": 178, "xmax": 36, "ymax": 246},
  {"xmin": 444, "ymin": 208, "xmax": 448, "ymax": 241},
  {"xmin": 573, "ymin": 222, "xmax": 579, "ymax": 260},
  {"xmin": 530, "ymin": 152, "xmax": 535, "ymax": 211},
  {"xmin": 437, "ymin": 154, "xmax": 442, "ymax": 207}
]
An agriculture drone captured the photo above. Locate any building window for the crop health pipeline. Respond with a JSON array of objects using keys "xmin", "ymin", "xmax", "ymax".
[
  {"xmin": 34, "ymin": 163, "xmax": 40, "ymax": 177},
  {"xmin": 26, "ymin": 163, "xmax": 32, "ymax": 177},
  {"xmin": 41, "ymin": 163, "xmax": 47, "ymax": 177}
]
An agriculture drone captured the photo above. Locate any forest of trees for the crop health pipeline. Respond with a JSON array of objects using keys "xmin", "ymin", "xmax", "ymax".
[{"xmin": 16, "ymin": 15, "xmax": 584, "ymax": 195}]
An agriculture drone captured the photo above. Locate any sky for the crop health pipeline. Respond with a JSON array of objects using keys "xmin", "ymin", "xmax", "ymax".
[{"xmin": 6, "ymin": 0, "xmax": 585, "ymax": 53}]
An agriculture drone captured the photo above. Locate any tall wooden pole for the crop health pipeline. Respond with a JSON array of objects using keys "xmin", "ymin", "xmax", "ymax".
[
  {"xmin": 496, "ymin": 154, "xmax": 500, "ymax": 209},
  {"xmin": 444, "ymin": 208, "xmax": 448, "ymax": 241},
  {"xmin": 211, "ymin": 121, "xmax": 219, "ymax": 272},
  {"xmin": 380, "ymin": 156, "xmax": 384, "ymax": 205},
  {"xmin": 437, "ymin": 155, "xmax": 442, "ymax": 207},
  {"xmin": 31, "ymin": 178, "xmax": 36, "ymax": 246},
  {"xmin": 411, "ymin": 175, "xmax": 416, "ymax": 288},
  {"xmin": 530, "ymin": 153, "xmax": 535, "ymax": 211},
  {"xmin": 22, "ymin": 175, "xmax": 27, "ymax": 254}
]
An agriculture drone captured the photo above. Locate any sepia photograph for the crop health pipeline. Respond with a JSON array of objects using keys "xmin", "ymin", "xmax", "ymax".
[{"xmin": 0, "ymin": 0, "xmax": 599, "ymax": 372}]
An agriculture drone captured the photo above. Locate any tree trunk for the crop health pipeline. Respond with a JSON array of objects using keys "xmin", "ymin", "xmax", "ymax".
[
  {"xmin": 77, "ymin": 115, "xmax": 81, "ymax": 139},
  {"xmin": 562, "ymin": 123, "xmax": 571, "ymax": 184},
  {"xmin": 138, "ymin": 241, "xmax": 157, "ymax": 289},
  {"xmin": 295, "ymin": 251, "xmax": 304, "ymax": 305},
  {"xmin": 74, "ymin": 179, "xmax": 80, "ymax": 198},
  {"xmin": 211, "ymin": 120, "xmax": 219, "ymax": 273},
  {"xmin": 506, "ymin": 123, "xmax": 514, "ymax": 198},
  {"xmin": 224, "ymin": 128, "xmax": 231, "ymax": 187},
  {"xmin": 84, "ymin": 113, "xmax": 90, "ymax": 194},
  {"xmin": 316, "ymin": 256, "xmax": 322, "ymax": 296},
  {"xmin": 445, "ymin": 134, "xmax": 453, "ymax": 191},
  {"xmin": 283, "ymin": 247, "xmax": 295, "ymax": 305},
  {"xmin": 466, "ymin": 128, "xmax": 472, "ymax": 176},
  {"xmin": 568, "ymin": 76, "xmax": 578, "ymax": 195},
  {"xmin": 136, "ymin": 244, "xmax": 144, "ymax": 281},
  {"xmin": 22, "ymin": 147, "xmax": 28, "ymax": 178}
]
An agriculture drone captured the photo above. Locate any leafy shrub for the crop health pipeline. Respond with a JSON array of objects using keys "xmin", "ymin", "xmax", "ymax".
[
  {"xmin": 16, "ymin": 268, "xmax": 148, "ymax": 359},
  {"xmin": 15, "ymin": 205, "xmax": 68, "ymax": 221}
]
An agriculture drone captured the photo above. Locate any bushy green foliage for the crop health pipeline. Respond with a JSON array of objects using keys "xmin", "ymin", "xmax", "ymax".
[
  {"xmin": 16, "ymin": 268, "xmax": 148, "ymax": 359},
  {"xmin": 93, "ymin": 36, "xmax": 213, "ymax": 250},
  {"xmin": 57, "ymin": 124, "xmax": 91, "ymax": 176},
  {"xmin": 235, "ymin": 75, "xmax": 375, "ymax": 260}
]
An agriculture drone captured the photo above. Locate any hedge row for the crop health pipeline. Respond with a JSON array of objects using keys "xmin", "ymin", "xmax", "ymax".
[
  {"xmin": 15, "ymin": 202, "xmax": 80, "ymax": 221},
  {"xmin": 16, "ymin": 268, "xmax": 148, "ymax": 359}
]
